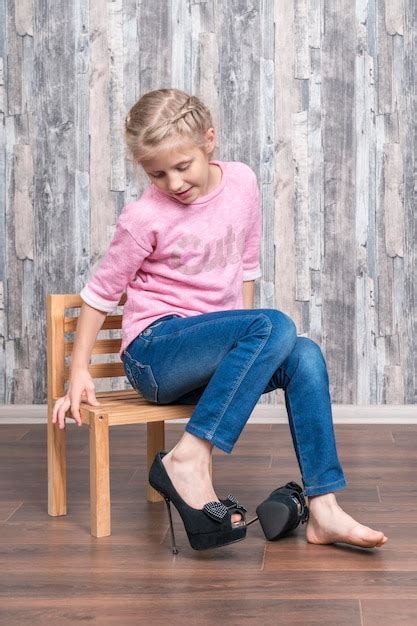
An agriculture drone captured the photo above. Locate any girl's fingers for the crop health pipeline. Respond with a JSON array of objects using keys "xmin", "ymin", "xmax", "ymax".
[
  {"xmin": 59, "ymin": 400, "xmax": 70, "ymax": 429},
  {"xmin": 71, "ymin": 402, "xmax": 81, "ymax": 425},
  {"xmin": 52, "ymin": 390, "xmax": 89, "ymax": 429},
  {"xmin": 52, "ymin": 397, "xmax": 64, "ymax": 424},
  {"xmin": 53, "ymin": 397, "xmax": 70, "ymax": 429},
  {"xmin": 58, "ymin": 398, "xmax": 67, "ymax": 429}
]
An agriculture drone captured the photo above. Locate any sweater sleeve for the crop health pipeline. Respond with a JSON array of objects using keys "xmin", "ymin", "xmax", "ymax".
[
  {"xmin": 80, "ymin": 219, "xmax": 152, "ymax": 313},
  {"xmin": 242, "ymin": 175, "xmax": 262, "ymax": 281}
]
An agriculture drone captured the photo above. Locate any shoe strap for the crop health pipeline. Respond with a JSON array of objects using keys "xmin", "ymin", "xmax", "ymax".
[{"xmin": 268, "ymin": 482, "xmax": 309, "ymax": 524}]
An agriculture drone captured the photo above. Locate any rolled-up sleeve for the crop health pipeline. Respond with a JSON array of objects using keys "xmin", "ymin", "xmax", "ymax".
[{"xmin": 80, "ymin": 220, "xmax": 152, "ymax": 313}]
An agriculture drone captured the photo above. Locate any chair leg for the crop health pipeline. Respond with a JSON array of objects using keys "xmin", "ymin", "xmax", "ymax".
[
  {"xmin": 47, "ymin": 407, "xmax": 67, "ymax": 517},
  {"xmin": 147, "ymin": 421, "xmax": 165, "ymax": 502},
  {"xmin": 89, "ymin": 413, "xmax": 111, "ymax": 537}
]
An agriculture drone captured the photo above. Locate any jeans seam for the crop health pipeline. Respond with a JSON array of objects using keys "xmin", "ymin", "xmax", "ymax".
[
  {"xmin": 185, "ymin": 424, "xmax": 233, "ymax": 453},
  {"xmin": 304, "ymin": 478, "xmax": 347, "ymax": 496},
  {"xmin": 205, "ymin": 314, "xmax": 273, "ymax": 440},
  {"xmin": 283, "ymin": 356, "xmax": 310, "ymax": 482},
  {"xmin": 281, "ymin": 354, "xmax": 345, "ymax": 494},
  {"xmin": 140, "ymin": 314, "xmax": 268, "ymax": 343},
  {"xmin": 304, "ymin": 478, "xmax": 347, "ymax": 490}
]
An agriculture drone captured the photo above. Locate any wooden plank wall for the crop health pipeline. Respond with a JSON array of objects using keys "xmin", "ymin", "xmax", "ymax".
[{"xmin": 0, "ymin": 1, "xmax": 415, "ymax": 406}]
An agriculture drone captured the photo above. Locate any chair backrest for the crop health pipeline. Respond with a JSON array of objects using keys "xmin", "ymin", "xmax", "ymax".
[{"xmin": 47, "ymin": 293, "xmax": 127, "ymax": 404}]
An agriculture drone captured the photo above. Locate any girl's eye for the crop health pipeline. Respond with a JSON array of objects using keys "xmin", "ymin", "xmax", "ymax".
[{"xmin": 151, "ymin": 165, "xmax": 190, "ymax": 178}]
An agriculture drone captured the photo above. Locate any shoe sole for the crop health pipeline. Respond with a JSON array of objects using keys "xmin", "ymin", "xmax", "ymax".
[{"xmin": 187, "ymin": 526, "xmax": 247, "ymax": 551}]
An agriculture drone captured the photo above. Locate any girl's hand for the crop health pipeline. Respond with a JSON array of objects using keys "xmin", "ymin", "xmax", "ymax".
[{"xmin": 52, "ymin": 368, "xmax": 101, "ymax": 430}]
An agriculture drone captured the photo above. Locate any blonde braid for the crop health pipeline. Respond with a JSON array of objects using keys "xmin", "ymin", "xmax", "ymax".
[
  {"xmin": 160, "ymin": 96, "xmax": 201, "ymax": 128},
  {"xmin": 124, "ymin": 89, "xmax": 215, "ymax": 163}
]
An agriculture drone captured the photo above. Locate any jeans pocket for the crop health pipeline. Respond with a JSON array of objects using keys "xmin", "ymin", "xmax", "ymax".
[{"xmin": 123, "ymin": 352, "xmax": 159, "ymax": 403}]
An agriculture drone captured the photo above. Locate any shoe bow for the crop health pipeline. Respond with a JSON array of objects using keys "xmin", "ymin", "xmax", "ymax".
[
  {"xmin": 203, "ymin": 501, "xmax": 230, "ymax": 522},
  {"xmin": 223, "ymin": 493, "xmax": 247, "ymax": 513},
  {"xmin": 203, "ymin": 494, "xmax": 248, "ymax": 523}
]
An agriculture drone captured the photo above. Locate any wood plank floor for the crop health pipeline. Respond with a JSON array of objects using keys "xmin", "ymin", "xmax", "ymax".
[{"xmin": 1, "ymin": 422, "xmax": 417, "ymax": 625}]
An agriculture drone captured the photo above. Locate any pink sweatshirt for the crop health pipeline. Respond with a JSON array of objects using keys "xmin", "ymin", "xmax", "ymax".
[{"xmin": 80, "ymin": 159, "xmax": 262, "ymax": 358}]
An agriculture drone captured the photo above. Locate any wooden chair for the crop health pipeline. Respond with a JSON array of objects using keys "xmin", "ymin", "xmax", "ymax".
[{"xmin": 47, "ymin": 293, "xmax": 204, "ymax": 537}]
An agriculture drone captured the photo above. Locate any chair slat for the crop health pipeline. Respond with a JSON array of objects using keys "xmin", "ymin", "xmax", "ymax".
[
  {"xmin": 64, "ymin": 315, "xmax": 123, "ymax": 333},
  {"xmin": 64, "ymin": 362, "xmax": 126, "ymax": 379},
  {"xmin": 52, "ymin": 389, "xmax": 140, "ymax": 403},
  {"xmin": 65, "ymin": 338, "xmax": 122, "ymax": 356}
]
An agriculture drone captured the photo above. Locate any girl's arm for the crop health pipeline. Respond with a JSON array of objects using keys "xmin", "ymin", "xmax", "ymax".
[
  {"xmin": 70, "ymin": 302, "xmax": 108, "ymax": 370},
  {"xmin": 242, "ymin": 280, "xmax": 255, "ymax": 309},
  {"xmin": 52, "ymin": 302, "xmax": 107, "ymax": 429}
]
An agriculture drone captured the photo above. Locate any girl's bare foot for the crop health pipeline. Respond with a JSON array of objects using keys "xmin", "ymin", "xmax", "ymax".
[
  {"xmin": 161, "ymin": 443, "xmax": 243, "ymax": 525},
  {"xmin": 306, "ymin": 492, "xmax": 388, "ymax": 548}
]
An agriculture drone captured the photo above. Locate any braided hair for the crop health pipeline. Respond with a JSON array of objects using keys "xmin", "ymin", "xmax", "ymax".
[{"xmin": 125, "ymin": 89, "xmax": 215, "ymax": 164}]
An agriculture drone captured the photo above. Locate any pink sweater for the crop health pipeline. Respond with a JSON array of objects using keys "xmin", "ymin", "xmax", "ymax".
[{"xmin": 80, "ymin": 159, "xmax": 262, "ymax": 358}]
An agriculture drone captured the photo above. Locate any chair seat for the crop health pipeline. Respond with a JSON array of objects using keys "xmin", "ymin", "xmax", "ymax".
[{"xmin": 53, "ymin": 389, "xmax": 195, "ymax": 426}]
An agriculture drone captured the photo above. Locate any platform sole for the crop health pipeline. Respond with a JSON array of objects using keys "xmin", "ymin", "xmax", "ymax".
[{"xmin": 186, "ymin": 526, "xmax": 247, "ymax": 551}]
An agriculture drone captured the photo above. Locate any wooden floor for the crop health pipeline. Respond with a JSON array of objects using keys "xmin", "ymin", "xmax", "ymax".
[{"xmin": 1, "ymin": 422, "xmax": 417, "ymax": 625}]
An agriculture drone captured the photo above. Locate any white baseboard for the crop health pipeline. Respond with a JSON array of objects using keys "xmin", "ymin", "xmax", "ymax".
[{"xmin": 0, "ymin": 404, "xmax": 415, "ymax": 424}]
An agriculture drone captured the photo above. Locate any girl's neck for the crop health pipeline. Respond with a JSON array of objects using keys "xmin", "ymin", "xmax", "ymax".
[{"xmin": 207, "ymin": 161, "xmax": 222, "ymax": 195}]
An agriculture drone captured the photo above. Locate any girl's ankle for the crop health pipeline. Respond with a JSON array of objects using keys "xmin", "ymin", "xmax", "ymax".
[
  {"xmin": 168, "ymin": 448, "xmax": 211, "ymax": 472},
  {"xmin": 308, "ymin": 492, "xmax": 338, "ymax": 511}
]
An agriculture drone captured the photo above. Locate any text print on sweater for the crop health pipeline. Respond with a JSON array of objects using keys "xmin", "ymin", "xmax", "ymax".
[{"xmin": 168, "ymin": 225, "xmax": 245, "ymax": 275}]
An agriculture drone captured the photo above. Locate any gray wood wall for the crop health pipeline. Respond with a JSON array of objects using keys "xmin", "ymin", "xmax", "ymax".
[{"xmin": 1, "ymin": 0, "xmax": 415, "ymax": 406}]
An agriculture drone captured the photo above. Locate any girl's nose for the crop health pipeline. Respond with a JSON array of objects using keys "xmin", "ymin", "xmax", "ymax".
[{"xmin": 166, "ymin": 173, "xmax": 184, "ymax": 191}]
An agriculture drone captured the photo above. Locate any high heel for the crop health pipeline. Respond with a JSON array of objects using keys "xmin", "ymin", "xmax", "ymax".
[
  {"xmin": 253, "ymin": 481, "xmax": 309, "ymax": 540},
  {"xmin": 149, "ymin": 451, "xmax": 248, "ymax": 553},
  {"xmin": 162, "ymin": 496, "xmax": 179, "ymax": 554}
]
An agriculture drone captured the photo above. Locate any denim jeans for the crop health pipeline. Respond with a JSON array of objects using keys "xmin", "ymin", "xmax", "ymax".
[{"xmin": 121, "ymin": 309, "xmax": 347, "ymax": 496}]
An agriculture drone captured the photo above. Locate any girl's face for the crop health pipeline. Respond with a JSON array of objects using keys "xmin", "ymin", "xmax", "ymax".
[{"xmin": 140, "ymin": 131, "xmax": 219, "ymax": 204}]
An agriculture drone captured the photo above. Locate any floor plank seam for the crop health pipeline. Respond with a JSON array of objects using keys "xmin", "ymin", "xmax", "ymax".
[
  {"xmin": 260, "ymin": 544, "xmax": 267, "ymax": 571},
  {"xmin": 3, "ymin": 501, "xmax": 24, "ymax": 522},
  {"xmin": 359, "ymin": 599, "xmax": 364, "ymax": 626}
]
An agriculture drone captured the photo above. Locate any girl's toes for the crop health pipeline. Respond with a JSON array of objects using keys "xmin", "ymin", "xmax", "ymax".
[{"xmin": 355, "ymin": 526, "xmax": 386, "ymax": 547}]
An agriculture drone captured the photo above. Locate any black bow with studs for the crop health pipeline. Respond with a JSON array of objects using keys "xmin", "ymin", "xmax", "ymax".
[{"xmin": 203, "ymin": 494, "xmax": 247, "ymax": 522}]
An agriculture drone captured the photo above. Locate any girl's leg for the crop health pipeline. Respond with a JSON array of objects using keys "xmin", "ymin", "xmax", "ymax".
[
  {"xmin": 164, "ymin": 332, "xmax": 388, "ymax": 545},
  {"xmin": 161, "ymin": 309, "xmax": 297, "ymax": 524},
  {"xmin": 124, "ymin": 308, "xmax": 298, "ymax": 524},
  {"xmin": 262, "ymin": 336, "xmax": 387, "ymax": 547},
  {"xmin": 262, "ymin": 335, "xmax": 347, "ymax": 497},
  {"xmin": 124, "ymin": 310, "xmax": 387, "ymax": 545}
]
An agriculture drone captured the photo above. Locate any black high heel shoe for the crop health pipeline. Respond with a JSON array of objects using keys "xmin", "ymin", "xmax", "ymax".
[
  {"xmin": 248, "ymin": 481, "xmax": 309, "ymax": 540},
  {"xmin": 148, "ymin": 451, "xmax": 248, "ymax": 553}
]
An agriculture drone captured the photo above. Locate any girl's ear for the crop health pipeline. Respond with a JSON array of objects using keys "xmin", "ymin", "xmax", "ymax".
[{"xmin": 205, "ymin": 127, "xmax": 216, "ymax": 153}]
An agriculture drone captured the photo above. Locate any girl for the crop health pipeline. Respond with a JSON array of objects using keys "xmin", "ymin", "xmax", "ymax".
[{"xmin": 52, "ymin": 88, "xmax": 387, "ymax": 552}]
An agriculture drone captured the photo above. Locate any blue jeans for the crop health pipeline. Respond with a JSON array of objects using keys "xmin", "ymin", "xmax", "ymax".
[{"xmin": 121, "ymin": 309, "xmax": 347, "ymax": 496}]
